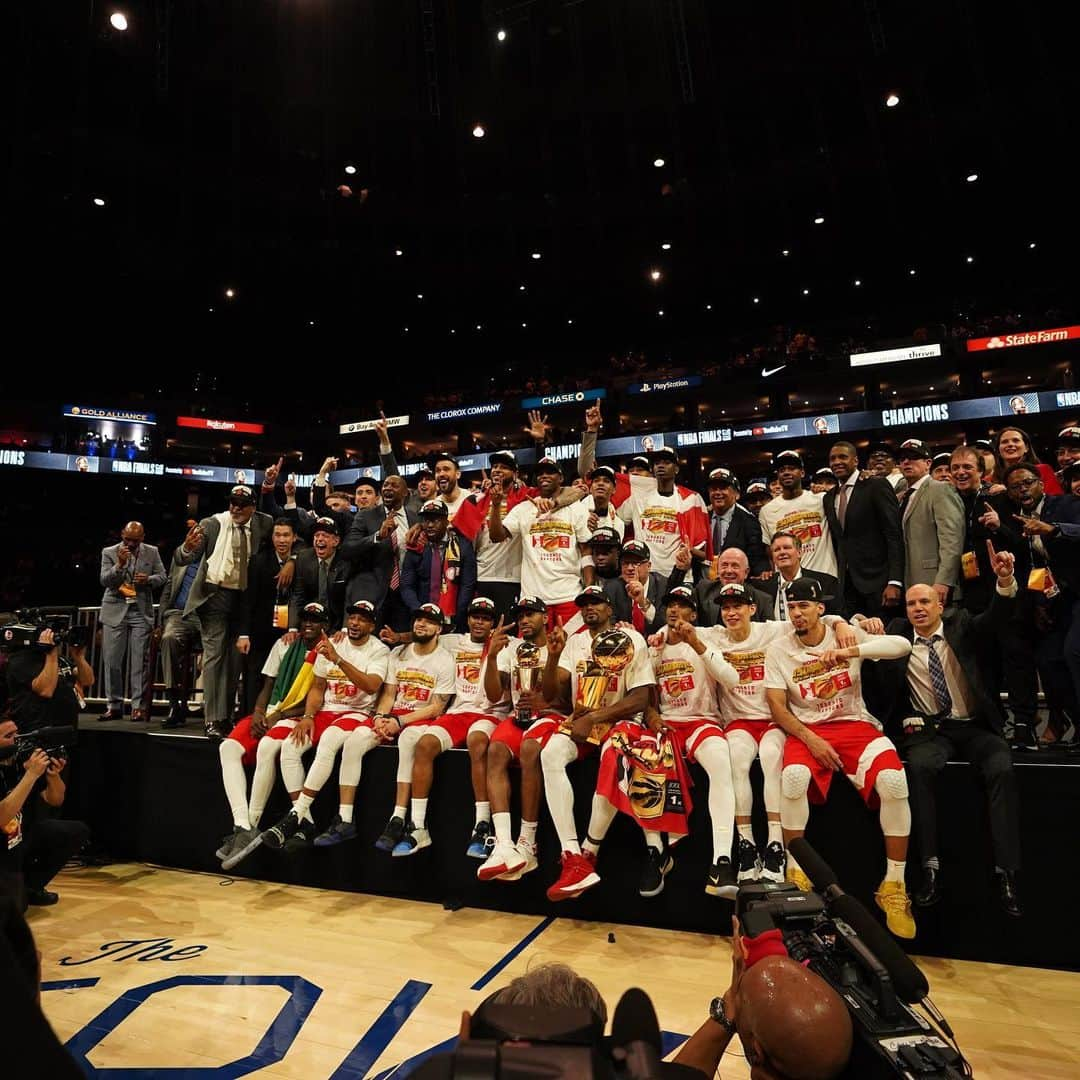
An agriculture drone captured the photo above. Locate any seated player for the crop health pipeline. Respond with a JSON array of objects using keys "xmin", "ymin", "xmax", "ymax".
[
  {"xmin": 215, "ymin": 605, "xmax": 327, "ymax": 870},
  {"xmin": 371, "ymin": 604, "xmax": 457, "ymax": 853},
  {"xmin": 539, "ymin": 585, "xmax": 655, "ymax": 901},
  {"xmin": 476, "ymin": 597, "xmax": 561, "ymax": 881},
  {"xmin": 258, "ymin": 600, "xmax": 389, "ymax": 851},
  {"xmin": 764, "ymin": 577, "xmax": 917, "ymax": 938},
  {"xmin": 390, "ymin": 597, "xmax": 507, "ymax": 857}
]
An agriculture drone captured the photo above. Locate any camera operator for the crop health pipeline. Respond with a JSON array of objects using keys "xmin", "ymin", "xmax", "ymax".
[
  {"xmin": 674, "ymin": 916, "xmax": 853, "ymax": 1080},
  {"xmin": 0, "ymin": 719, "xmax": 88, "ymax": 910},
  {"xmin": 5, "ymin": 628, "xmax": 93, "ymax": 734}
]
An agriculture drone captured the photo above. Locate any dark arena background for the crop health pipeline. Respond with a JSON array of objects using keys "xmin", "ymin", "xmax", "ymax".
[{"xmin": 3, "ymin": 2, "xmax": 1079, "ymax": 1078}]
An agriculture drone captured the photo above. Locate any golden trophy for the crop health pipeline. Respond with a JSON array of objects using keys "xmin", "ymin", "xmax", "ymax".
[
  {"xmin": 514, "ymin": 641, "xmax": 543, "ymax": 727},
  {"xmin": 567, "ymin": 629, "xmax": 635, "ymax": 744}
]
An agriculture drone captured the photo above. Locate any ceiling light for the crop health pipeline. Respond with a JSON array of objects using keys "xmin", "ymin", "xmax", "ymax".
[
  {"xmin": 661, "ymin": 242, "xmax": 671, "ymax": 250},
  {"xmin": 1029, "ymin": 241, "xmax": 1037, "ymax": 249},
  {"xmin": 705, "ymin": 304, "xmax": 712, "ymax": 311},
  {"xmin": 966, "ymin": 173, "xmax": 978, "ymax": 183},
  {"xmin": 802, "ymin": 288, "xmax": 810, "ymax": 295},
  {"xmin": 653, "ymin": 157, "xmax": 665, "ymax": 168},
  {"xmin": 519, "ymin": 284, "xmax": 526, "ymax": 291},
  {"xmin": 853, "ymin": 279, "xmax": 862, "ymax": 287},
  {"xmin": 521, "ymin": 322, "xmax": 527, "ymax": 328},
  {"xmin": 309, "ymin": 320, "xmax": 316, "ymax": 326},
  {"xmin": 394, "ymin": 248, "xmax": 403, "ymax": 256},
  {"xmin": 965, "ymin": 256, "xmax": 974, "ymax": 263},
  {"xmin": 531, "ymin": 252, "xmax": 541, "ymax": 260},
  {"xmin": 472, "ymin": 124, "xmax": 486, "ymax": 139},
  {"xmin": 649, "ymin": 269, "xmax": 662, "ymax": 282},
  {"xmin": 657, "ymin": 309, "xmax": 664, "ymax": 316},
  {"xmin": 403, "ymin": 326, "xmax": 409, "ymax": 332},
  {"xmin": 344, "ymin": 165, "xmax": 357, "ymax": 175},
  {"xmin": 813, "ymin": 216, "xmax": 825, "ymax": 225},
  {"xmin": 567, "ymin": 318, "xmax": 574, "ymax": 324},
  {"xmin": 224, "ymin": 288, "xmax": 235, "ymax": 298},
  {"xmin": 752, "ymin": 297, "xmax": 760, "ymax": 304},
  {"xmin": 416, "ymin": 293, "xmax": 424, "ymax": 299},
  {"xmin": 109, "ymin": 12, "xmax": 128, "ymax": 31},
  {"xmin": 476, "ymin": 324, "xmax": 482, "ymax": 330},
  {"xmin": 908, "ymin": 269, "xmax": 916, "ymax": 276},
  {"xmin": 92, "ymin": 197, "xmax": 105, "ymax": 207},
  {"xmin": 885, "ymin": 92, "xmax": 900, "ymax": 108},
  {"xmin": 496, "ymin": 29, "xmax": 507, "ymax": 42},
  {"xmin": 781, "ymin": 249, "xmax": 790, "ymax": 257},
  {"xmin": 450, "ymin": 329, "xmax": 456, "ymax": 335}
]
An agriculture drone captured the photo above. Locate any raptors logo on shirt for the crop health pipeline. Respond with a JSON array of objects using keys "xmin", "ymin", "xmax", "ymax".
[{"xmin": 394, "ymin": 668, "xmax": 437, "ymax": 705}]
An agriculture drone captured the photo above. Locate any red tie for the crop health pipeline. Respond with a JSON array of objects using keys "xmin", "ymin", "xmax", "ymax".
[{"xmin": 389, "ymin": 514, "xmax": 401, "ymax": 591}]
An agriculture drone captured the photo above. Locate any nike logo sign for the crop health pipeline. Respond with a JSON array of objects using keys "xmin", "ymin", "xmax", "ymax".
[{"xmin": 761, "ymin": 365, "xmax": 787, "ymax": 378}]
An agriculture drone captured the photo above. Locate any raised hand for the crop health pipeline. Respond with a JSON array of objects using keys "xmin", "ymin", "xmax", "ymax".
[
  {"xmin": 284, "ymin": 474, "xmax": 297, "ymax": 499},
  {"xmin": 547, "ymin": 616, "xmax": 567, "ymax": 656},
  {"xmin": 182, "ymin": 524, "xmax": 204, "ymax": 552},
  {"xmin": 263, "ymin": 457, "xmax": 284, "ymax": 487},
  {"xmin": 524, "ymin": 409, "xmax": 551, "ymax": 442},
  {"xmin": 487, "ymin": 615, "xmax": 515, "ymax": 655},
  {"xmin": 584, "ymin": 402, "xmax": 603, "ymax": 432},
  {"xmin": 987, "ymin": 538, "xmax": 1016, "ymax": 580}
]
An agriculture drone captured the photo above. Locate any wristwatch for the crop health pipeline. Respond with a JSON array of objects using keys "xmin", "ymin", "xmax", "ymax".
[{"xmin": 709, "ymin": 995, "xmax": 737, "ymax": 1035}]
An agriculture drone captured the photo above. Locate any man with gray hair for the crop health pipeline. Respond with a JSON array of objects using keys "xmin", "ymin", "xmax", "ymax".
[
  {"xmin": 694, "ymin": 548, "xmax": 771, "ymax": 626},
  {"xmin": 488, "ymin": 962, "xmax": 608, "ymax": 1028}
]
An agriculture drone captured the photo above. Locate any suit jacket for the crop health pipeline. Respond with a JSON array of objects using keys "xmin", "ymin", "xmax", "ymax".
[
  {"xmin": 901, "ymin": 479, "xmax": 965, "ymax": 593},
  {"xmin": 713, "ymin": 505, "xmax": 770, "ymax": 577},
  {"xmin": 754, "ymin": 569, "xmax": 843, "ymax": 618},
  {"xmin": 99, "ymin": 542, "xmax": 167, "ymax": 627},
  {"xmin": 237, "ymin": 548, "xmax": 295, "ymax": 641},
  {"xmin": 824, "ymin": 473, "xmax": 905, "ymax": 597},
  {"xmin": 868, "ymin": 587, "xmax": 1015, "ymax": 739},
  {"xmin": 340, "ymin": 503, "xmax": 419, "ymax": 610},
  {"xmin": 602, "ymin": 572, "xmax": 669, "ymax": 634},
  {"xmin": 992, "ymin": 493, "xmax": 1080, "ymax": 593},
  {"xmin": 289, "ymin": 548, "xmax": 348, "ymax": 630},
  {"xmin": 174, "ymin": 511, "xmax": 275, "ymax": 615},
  {"xmin": 400, "ymin": 529, "xmax": 477, "ymax": 631},
  {"xmin": 693, "ymin": 577, "xmax": 773, "ymax": 626},
  {"xmin": 260, "ymin": 488, "xmax": 316, "ymax": 542},
  {"xmin": 380, "ymin": 449, "xmax": 426, "ymax": 516}
]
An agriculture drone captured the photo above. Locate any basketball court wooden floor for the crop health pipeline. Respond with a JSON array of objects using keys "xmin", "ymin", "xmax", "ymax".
[{"xmin": 30, "ymin": 864, "xmax": 1080, "ymax": 1078}]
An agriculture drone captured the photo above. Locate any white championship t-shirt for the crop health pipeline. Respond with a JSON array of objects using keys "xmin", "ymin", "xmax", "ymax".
[
  {"xmin": 701, "ymin": 622, "xmax": 791, "ymax": 724},
  {"xmin": 313, "ymin": 635, "xmax": 390, "ymax": 714},
  {"xmin": 617, "ymin": 476, "xmax": 701, "ymax": 577},
  {"xmin": 558, "ymin": 625, "xmax": 655, "ymax": 714},
  {"xmin": 649, "ymin": 638, "xmax": 737, "ymax": 720},
  {"xmin": 387, "ymin": 642, "xmax": 457, "ymax": 714},
  {"xmin": 501, "ymin": 499, "xmax": 593, "ymax": 604},
  {"xmin": 495, "ymin": 636, "xmax": 551, "ymax": 711},
  {"xmin": 758, "ymin": 490, "xmax": 838, "ymax": 577},
  {"xmin": 440, "ymin": 632, "xmax": 508, "ymax": 716}
]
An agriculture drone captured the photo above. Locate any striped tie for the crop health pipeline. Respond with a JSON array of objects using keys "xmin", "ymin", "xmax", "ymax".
[{"xmin": 916, "ymin": 634, "xmax": 952, "ymax": 715}]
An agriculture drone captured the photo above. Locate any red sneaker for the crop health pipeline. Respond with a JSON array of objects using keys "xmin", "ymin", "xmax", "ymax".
[{"xmin": 546, "ymin": 850, "xmax": 600, "ymax": 902}]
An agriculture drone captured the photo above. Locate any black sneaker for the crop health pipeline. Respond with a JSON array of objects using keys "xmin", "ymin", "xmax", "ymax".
[
  {"xmin": 375, "ymin": 815, "xmax": 407, "ymax": 853},
  {"xmin": 261, "ymin": 810, "xmax": 302, "ymax": 851},
  {"xmin": 638, "ymin": 848, "xmax": 675, "ymax": 898},
  {"xmin": 760, "ymin": 840, "xmax": 786, "ymax": 883},
  {"xmin": 1010, "ymin": 723, "xmax": 1039, "ymax": 752},
  {"xmin": 466, "ymin": 819, "xmax": 494, "ymax": 858},
  {"xmin": 706, "ymin": 857, "xmax": 738, "ymax": 899},
  {"xmin": 736, "ymin": 836, "xmax": 761, "ymax": 882},
  {"xmin": 282, "ymin": 822, "xmax": 315, "ymax": 853}
]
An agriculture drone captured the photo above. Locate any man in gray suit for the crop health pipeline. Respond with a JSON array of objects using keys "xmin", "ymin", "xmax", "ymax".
[
  {"xmin": 98, "ymin": 522, "xmax": 167, "ymax": 721},
  {"xmin": 174, "ymin": 486, "xmax": 273, "ymax": 738},
  {"xmin": 897, "ymin": 439, "xmax": 965, "ymax": 603}
]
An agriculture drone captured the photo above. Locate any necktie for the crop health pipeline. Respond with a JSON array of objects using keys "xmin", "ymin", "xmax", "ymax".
[
  {"xmin": 777, "ymin": 579, "xmax": 789, "ymax": 621},
  {"xmin": 901, "ymin": 487, "xmax": 914, "ymax": 523},
  {"xmin": 389, "ymin": 512, "xmax": 401, "ymax": 591},
  {"xmin": 318, "ymin": 559, "xmax": 329, "ymax": 607},
  {"xmin": 916, "ymin": 634, "xmax": 952, "ymax": 715},
  {"xmin": 429, "ymin": 543, "xmax": 444, "ymax": 602},
  {"xmin": 237, "ymin": 525, "xmax": 249, "ymax": 590},
  {"xmin": 837, "ymin": 483, "xmax": 850, "ymax": 529}
]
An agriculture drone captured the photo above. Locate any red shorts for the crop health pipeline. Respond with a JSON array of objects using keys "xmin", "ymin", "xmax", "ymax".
[
  {"xmin": 665, "ymin": 717, "xmax": 724, "ymax": 764},
  {"xmin": 522, "ymin": 714, "xmax": 592, "ymax": 758},
  {"xmin": 429, "ymin": 710, "xmax": 501, "ymax": 749},
  {"xmin": 725, "ymin": 719, "xmax": 780, "ymax": 743},
  {"xmin": 545, "ymin": 600, "xmax": 580, "ymax": 632},
  {"xmin": 328, "ymin": 711, "xmax": 375, "ymax": 733},
  {"xmin": 229, "ymin": 711, "xmax": 339, "ymax": 765},
  {"xmin": 782, "ymin": 720, "xmax": 902, "ymax": 809}
]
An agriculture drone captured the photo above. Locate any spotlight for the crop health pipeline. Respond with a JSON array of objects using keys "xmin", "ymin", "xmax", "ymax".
[
  {"xmin": 661, "ymin": 242, "xmax": 671, "ymax": 250},
  {"xmin": 653, "ymin": 157, "xmax": 665, "ymax": 168},
  {"xmin": 92, "ymin": 197, "xmax": 105, "ymax": 207},
  {"xmin": 1029, "ymin": 241, "xmax": 1037, "ymax": 249},
  {"xmin": 476, "ymin": 324, "xmax": 482, "ymax": 330},
  {"xmin": 965, "ymin": 256, "xmax": 974, "ymax": 263},
  {"xmin": 395, "ymin": 248, "xmax": 403, "ymax": 256},
  {"xmin": 885, "ymin": 92, "xmax": 900, "ymax": 108},
  {"xmin": 649, "ymin": 269, "xmax": 662, "ymax": 282},
  {"xmin": 908, "ymin": 269, "xmax": 916, "ymax": 276},
  {"xmin": 109, "ymin": 12, "xmax": 128, "ymax": 31},
  {"xmin": 531, "ymin": 252, "xmax": 541, "ymax": 260},
  {"xmin": 403, "ymin": 327, "xmax": 409, "ymax": 332},
  {"xmin": 567, "ymin": 318, "xmax": 574, "ymax": 324},
  {"xmin": 752, "ymin": 296, "xmax": 760, "ymax": 304},
  {"xmin": 519, "ymin": 284, "xmax": 526, "ymax": 291},
  {"xmin": 966, "ymin": 173, "xmax": 978, "ymax": 183},
  {"xmin": 853, "ymin": 279, "xmax": 862, "ymax": 286},
  {"xmin": 496, "ymin": 29, "xmax": 507, "ymax": 42},
  {"xmin": 225, "ymin": 288, "xmax": 235, "ymax": 299},
  {"xmin": 781, "ymin": 249, "xmax": 790, "ymax": 257},
  {"xmin": 472, "ymin": 124, "xmax": 486, "ymax": 139},
  {"xmin": 657, "ymin": 309, "xmax": 664, "ymax": 316},
  {"xmin": 802, "ymin": 288, "xmax": 810, "ymax": 295},
  {"xmin": 521, "ymin": 322, "xmax": 527, "ymax": 328},
  {"xmin": 813, "ymin": 216, "xmax": 825, "ymax": 225},
  {"xmin": 344, "ymin": 165, "xmax": 357, "ymax": 175},
  {"xmin": 705, "ymin": 304, "xmax": 712, "ymax": 311},
  {"xmin": 417, "ymin": 293, "xmax": 424, "ymax": 300},
  {"xmin": 450, "ymin": 329, "xmax": 455, "ymax": 334}
]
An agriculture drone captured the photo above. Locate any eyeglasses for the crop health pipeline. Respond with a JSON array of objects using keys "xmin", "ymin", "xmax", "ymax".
[{"xmin": 1006, "ymin": 478, "xmax": 1040, "ymax": 490}]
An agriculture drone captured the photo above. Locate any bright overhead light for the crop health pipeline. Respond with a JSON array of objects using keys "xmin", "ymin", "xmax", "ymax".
[
  {"xmin": 394, "ymin": 248, "xmax": 403, "ymax": 256},
  {"xmin": 344, "ymin": 165, "xmax": 357, "ymax": 175},
  {"xmin": 309, "ymin": 320, "xmax": 316, "ymax": 326},
  {"xmin": 705, "ymin": 304, "xmax": 712, "ymax": 311},
  {"xmin": 657, "ymin": 309, "xmax": 664, "ymax": 316},
  {"xmin": 813, "ymin": 216, "xmax": 825, "ymax": 225},
  {"xmin": 475, "ymin": 324, "xmax": 482, "ymax": 330},
  {"xmin": 908, "ymin": 268, "xmax": 916, "ymax": 276},
  {"xmin": 224, "ymin": 288, "xmax": 235, "ymax": 298},
  {"xmin": 781, "ymin": 249, "xmax": 790, "ymax": 257},
  {"xmin": 92, "ymin": 197, "xmax": 105, "ymax": 207},
  {"xmin": 661, "ymin": 242, "xmax": 671, "ymax": 250},
  {"xmin": 520, "ymin": 322, "xmax": 527, "ymax": 328},
  {"xmin": 885, "ymin": 92, "xmax": 900, "ymax": 108},
  {"xmin": 802, "ymin": 288, "xmax": 810, "ymax": 295},
  {"xmin": 567, "ymin": 318, "xmax": 574, "ymax": 324},
  {"xmin": 450, "ymin": 328, "xmax": 456, "ymax": 335},
  {"xmin": 531, "ymin": 252, "xmax": 541, "ymax": 260},
  {"xmin": 416, "ymin": 293, "xmax": 424, "ymax": 299},
  {"xmin": 649, "ymin": 269, "xmax": 662, "ymax": 282},
  {"xmin": 1029, "ymin": 241, "xmax": 1037, "ymax": 249},
  {"xmin": 496, "ymin": 29, "xmax": 507, "ymax": 42},
  {"xmin": 752, "ymin": 296, "xmax": 760, "ymax": 304},
  {"xmin": 853, "ymin": 279, "xmax": 862, "ymax": 287},
  {"xmin": 472, "ymin": 124, "xmax": 486, "ymax": 139},
  {"xmin": 966, "ymin": 173, "xmax": 978, "ymax": 183},
  {"xmin": 519, "ymin": 284, "xmax": 526, "ymax": 291},
  {"xmin": 403, "ymin": 326, "xmax": 409, "ymax": 332},
  {"xmin": 109, "ymin": 12, "xmax": 128, "ymax": 31},
  {"xmin": 965, "ymin": 256, "xmax": 974, "ymax": 263},
  {"xmin": 653, "ymin": 157, "xmax": 665, "ymax": 168}
]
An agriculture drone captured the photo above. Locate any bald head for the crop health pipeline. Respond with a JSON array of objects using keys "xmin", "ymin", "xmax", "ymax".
[
  {"xmin": 717, "ymin": 547, "xmax": 750, "ymax": 584},
  {"xmin": 905, "ymin": 583, "xmax": 943, "ymax": 637},
  {"xmin": 121, "ymin": 522, "xmax": 144, "ymax": 544},
  {"xmin": 740, "ymin": 957, "xmax": 852, "ymax": 1079}
]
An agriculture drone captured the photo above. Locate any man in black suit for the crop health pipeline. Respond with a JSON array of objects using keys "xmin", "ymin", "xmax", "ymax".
[
  {"xmin": 600, "ymin": 540, "xmax": 668, "ymax": 634},
  {"xmin": 705, "ymin": 468, "xmax": 769, "ymax": 577},
  {"xmin": 400, "ymin": 500, "xmax": 477, "ymax": 631},
  {"xmin": 694, "ymin": 548, "xmax": 772, "ymax": 626},
  {"xmin": 289, "ymin": 517, "xmax": 348, "ymax": 631},
  {"xmin": 870, "ymin": 541, "xmax": 1022, "ymax": 916},
  {"xmin": 824, "ymin": 441, "xmax": 904, "ymax": 619},
  {"xmin": 754, "ymin": 532, "xmax": 842, "ymax": 621},
  {"xmin": 340, "ymin": 473, "xmax": 418, "ymax": 630},
  {"xmin": 235, "ymin": 518, "xmax": 299, "ymax": 715}
]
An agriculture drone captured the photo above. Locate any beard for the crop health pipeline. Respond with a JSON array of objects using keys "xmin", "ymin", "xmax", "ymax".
[{"xmin": 413, "ymin": 628, "xmax": 438, "ymax": 644}]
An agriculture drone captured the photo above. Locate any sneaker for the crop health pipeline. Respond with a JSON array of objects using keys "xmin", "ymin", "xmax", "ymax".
[
  {"xmin": 736, "ymin": 836, "xmax": 761, "ymax": 882},
  {"xmin": 499, "ymin": 840, "xmax": 539, "ymax": 881},
  {"xmin": 282, "ymin": 822, "xmax": 315, "ymax": 853},
  {"xmin": 215, "ymin": 828, "xmax": 244, "ymax": 861},
  {"xmin": 705, "ymin": 856, "xmax": 738, "ymax": 899},
  {"xmin": 1010, "ymin": 723, "xmax": 1040, "ymax": 752},
  {"xmin": 375, "ymin": 815, "xmax": 407, "ymax": 852},
  {"xmin": 261, "ymin": 810, "xmax": 302, "ymax": 851},
  {"xmin": 221, "ymin": 827, "xmax": 263, "ymax": 871},
  {"xmin": 466, "ymin": 820, "xmax": 495, "ymax": 859},
  {"xmin": 478, "ymin": 840, "xmax": 527, "ymax": 881},
  {"xmin": 392, "ymin": 826, "xmax": 432, "ymax": 857},
  {"xmin": 547, "ymin": 850, "xmax": 600, "ymax": 902},
  {"xmin": 638, "ymin": 847, "xmax": 675, "ymax": 898},
  {"xmin": 313, "ymin": 815, "xmax": 357, "ymax": 848},
  {"xmin": 875, "ymin": 879, "xmax": 917, "ymax": 939},
  {"xmin": 786, "ymin": 863, "xmax": 813, "ymax": 892},
  {"xmin": 760, "ymin": 841, "xmax": 787, "ymax": 884}
]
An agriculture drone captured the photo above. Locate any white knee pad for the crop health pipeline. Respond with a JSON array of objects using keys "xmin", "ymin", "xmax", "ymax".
[
  {"xmin": 781, "ymin": 764, "xmax": 812, "ymax": 800},
  {"xmin": 541, "ymin": 732, "xmax": 578, "ymax": 775},
  {"xmin": 314, "ymin": 725, "xmax": 348, "ymax": 762},
  {"xmin": 726, "ymin": 730, "xmax": 759, "ymax": 774},
  {"xmin": 875, "ymin": 768, "xmax": 909, "ymax": 802},
  {"xmin": 255, "ymin": 735, "xmax": 283, "ymax": 764},
  {"xmin": 219, "ymin": 738, "xmax": 244, "ymax": 766}
]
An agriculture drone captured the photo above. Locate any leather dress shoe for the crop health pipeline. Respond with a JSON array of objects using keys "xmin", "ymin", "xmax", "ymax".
[
  {"xmin": 204, "ymin": 720, "xmax": 229, "ymax": 740},
  {"xmin": 97, "ymin": 708, "xmax": 124, "ymax": 723},
  {"xmin": 997, "ymin": 870, "xmax": 1022, "ymax": 918},
  {"xmin": 26, "ymin": 888, "xmax": 59, "ymax": 906},
  {"xmin": 914, "ymin": 865, "xmax": 941, "ymax": 907}
]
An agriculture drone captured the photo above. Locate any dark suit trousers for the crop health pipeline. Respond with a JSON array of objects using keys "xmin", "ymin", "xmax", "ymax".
[
  {"xmin": 903, "ymin": 721, "xmax": 1020, "ymax": 871},
  {"xmin": 381, "ymin": 589, "xmax": 413, "ymax": 634},
  {"xmin": 842, "ymin": 575, "xmax": 886, "ymax": 621},
  {"xmin": 477, "ymin": 581, "xmax": 521, "ymax": 623}
]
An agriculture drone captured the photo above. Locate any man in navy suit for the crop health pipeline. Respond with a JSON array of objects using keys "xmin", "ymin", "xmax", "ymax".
[
  {"xmin": 400, "ymin": 500, "xmax": 477, "ymax": 631},
  {"xmin": 98, "ymin": 522, "xmax": 167, "ymax": 721}
]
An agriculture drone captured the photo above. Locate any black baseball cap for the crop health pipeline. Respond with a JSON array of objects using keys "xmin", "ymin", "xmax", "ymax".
[
  {"xmin": 535, "ymin": 455, "xmax": 564, "ymax": 475},
  {"xmin": 1058, "ymin": 427, "xmax": 1080, "ymax": 446},
  {"xmin": 589, "ymin": 464, "xmax": 616, "ymax": 483},
  {"xmin": 489, "ymin": 450, "xmax": 518, "ymax": 470},
  {"xmin": 867, "ymin": 442, "xmax": 896, "ymax": 458},
  {"xmin": 745, "ymin": 482, "xmax": 769, "ymax": 495},
  {"xmin": 229, "ymin": 484, "xmax": 255, "ymax": 505},
  {"xmin": 354, "ymin": 476, "xmax": 379, "ymax": 493},
  {"xmin": 419, "ymin": 499, "xmax": 449, "ymax": 517},
  {"xmin": 812, "ymin": 467, "xmax": 835, "ymax": 481},
  {"xmin": 897, "ymin": 438, "xmax": 932, "ymax": 461},
  {"xmin": 1063, "ymin": 461, "xmax": 1080, "ymax": 483},
  {"xmin": 630, "ymin": 455, "xmax": 650, "ymax": 471},
  {"xmin": 413, "ymin": 602, "xmax": 445, "ymax": 624},
  {"xmin": 589, "ymin": 526, "xmax": 622, "ymax": 548},
  {"xmin": 574, "ymin": 584, "xmax": 612, "ymax": 607},
  {"xmin": 312, "ymin": 516, "xmax": 339, "ymax": 536},
  {"xmin": 718, "ymin": 583, "xmax": 755, "ymax": 605},
  {"xmin": 620, "ymin": 539, "xmax": 651, "ymax": 562},
  {"xmin": 301, "ymin": 602, "xmax": 330, "ymax": 622},
  {"xmin": 662, "ymin": 584, "xmax": 697, "ymax": 609},
  {"xmin": 774, "ymin": 450, "xmax": 803, "ymax": 468},
  {"xmin": 652, "ymin": 446, "xmax": 678, "ymax": 462},
  {"xmin": 513, "ymin": 595, "xmax": 548, "ymax": 615},
  {"xmin": 414, "ymin": 465, "xmax": 435, "ymax": 479},
  {"xmin": 786, "ymin": 578, "xmax": 831, "ymax": 602},
  {"xmin": 347, "ymin": 600, "xmax": 377, "ymax": 619},
  {"xmin": 932, "ymin": 452, "xmax": 952, "ymax": 469},
  {"xmin": 707, "ymin": 467, "xmax": 739, "ymax": 489},
  {"xmin": 468, "ymin": 596, "xmax": 497, "ymax": 616},
  {"xmin": 433, "ymin": 452, "xmax": 458, "ymax": 468}
]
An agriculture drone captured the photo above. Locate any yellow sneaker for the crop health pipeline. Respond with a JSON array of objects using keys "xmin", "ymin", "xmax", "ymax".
[
  {"xmin": 875, "ymin": 879, "xmax": 917, "ymax": 939},
  {"xmin": 786, "ymin": 865, "xmax": 813, "ymax": 892}
]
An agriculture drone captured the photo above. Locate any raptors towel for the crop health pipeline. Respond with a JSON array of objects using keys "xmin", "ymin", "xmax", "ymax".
[{"xmin": 595, "ymin": 721, "xmax": 694, "ymax": 836}]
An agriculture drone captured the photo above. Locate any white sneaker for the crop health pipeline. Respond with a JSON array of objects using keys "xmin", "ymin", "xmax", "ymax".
[
  {"xmin": 391, "ymin": 827, "xmax": 432, "ymax": 857},
  {"xmin": 499, "ymin": 840, "xmax": 538, "ymax": 881},
  {"xmin": 478, "ymin": 841, "xmax": 526, "ymax": 881}
]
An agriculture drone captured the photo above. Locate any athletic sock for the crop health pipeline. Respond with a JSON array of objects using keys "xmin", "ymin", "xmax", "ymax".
[
  {"xmin": 293, "ymin": 792, "xmax": 314, "ymax": 823},
  {"xmin": 885, "ymin": 858, "xmax": 906, "ymax": 884},
  {"xmin": 474, "ymin": 800, "xmax": 491, "ymax": 825},
  {"xmin": 766, "ymin": 819, "xmax": 783, "ymax": 845},
  {"xmin": 411, "ymin": 798, "xmax": 428, "ymax": 830},
  {"xmin": 737, "ymin": 822, "xmax": 755, "ymax": 843},
  {"xmin": 519, "ymin": 820, "xmax": 538, "ymax": 847},
  {"xmin": 493, "ymin": 812, "xmax": 513, "ymax": 846},
  {"xmin": 393, "ymin": 804, "xmax": 408, "ymax": 822},
  {"xmin": 339, "ymin": 804, "xmax": 354, "ymax": 824}
]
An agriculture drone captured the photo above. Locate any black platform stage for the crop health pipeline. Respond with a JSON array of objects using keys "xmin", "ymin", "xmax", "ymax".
[{"xmin": 66, "ymin": 720, "xmax": 1080, "ymax": 971}]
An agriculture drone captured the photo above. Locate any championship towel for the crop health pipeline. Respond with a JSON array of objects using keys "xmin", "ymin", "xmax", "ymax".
[{"xmin": 595, "ymin": 721, "xmax": 694, "ymax": 836}]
